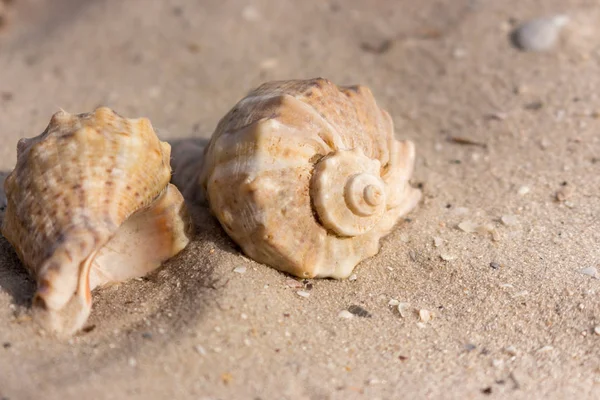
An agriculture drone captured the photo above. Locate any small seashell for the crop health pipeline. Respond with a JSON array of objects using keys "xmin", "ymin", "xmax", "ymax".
[
  {"xmin": 511, "ymin": 15, "xmax": 570, "ymax": 52},
  {"xmin": 1, "ymin": 107, "xmax": 193, "ymax": 336},
  {"xmin": 183, "ymin": 78, "xmax": 422, "ymax": 279}
]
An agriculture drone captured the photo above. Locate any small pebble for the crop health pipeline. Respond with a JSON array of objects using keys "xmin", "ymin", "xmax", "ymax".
[
  {"xmin": 578, "ymin": 266, "xmax": 598, "ymax": 279},
  {"xmin": 338, "ymin": 310, "xmax": 354, "ymax": 319},
  {"xmin": 348, "ymin": 274, "xmax": 358, "ymax": 281},
  {"xmin": 194, "ymin": 345, "xmax": 207, "ymax": 355},
  {"xmin": 490, "ymin": 261, "xmax": 501, "ymax": 270},
  {"xmin": 511, "ymin": 15, "xmax": 569, "ymax": 52},
  {"xmin": 556, "ymin": 185, "xmax": 574, "ymax": 202},
  {"xmin": 348, "ymin": 305, "xmax": 372, "ymax": 318},
  {"xmin": 458, "ymin": 220, "xmax": 479, "ymax": 233},
  {"xmin": 419, "ymin": 309, "xmax": 431, "ymax": 322},
  {"xmin": 433, "ymin": 236, "xmax": 443, "ymax": 247},
  {"xmin": 594, "ymin": 326, "xmax": 600, "ymax": 336},
  {"xmin": 518, "ymin": 186, "xmax": 530, "ymax": 196},
  {"xmin": 491, "ymin": 359, "xmax": 504, "ymax": 368},
  {"xmin": 501, "ymin": 215, "xmax": 519, "ymax": 226},
  {"xmin": 296, "ymin": 290, "xmax": 310, "ymax": 298},
  {"xmin": 233, "ymin": 266, "xmax": 247, "ymax": 274},
  {"xmin": 128, "ymin": 357, "xmax": 137, "ymax": 367}
]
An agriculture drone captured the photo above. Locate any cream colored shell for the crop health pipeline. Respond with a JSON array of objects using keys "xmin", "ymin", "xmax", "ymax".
[
  {"xmin": 1, "ymin": 107, "xmax": 192, "ymax": 336},
  {"xmin": 199, "ymin": 78, "xmax": 421, "ymax": 279}
]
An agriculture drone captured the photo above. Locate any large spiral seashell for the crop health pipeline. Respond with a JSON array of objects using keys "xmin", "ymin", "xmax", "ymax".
[
  {"xmin": 1, "ymin": 107, "xmax": 192, "ymax": 336},
  {"xmin": 198, "ymin": 78, "xmax": 421, "ymax": 279}
]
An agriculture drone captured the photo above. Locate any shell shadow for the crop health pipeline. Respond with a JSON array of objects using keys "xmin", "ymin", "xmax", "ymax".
[
  {"xmin": 168, "ymin": 137, "xmax": 244, "ymax": 259},
  {"xmin": 0, "ymin": 170, "xmax": 36, "ymax": 307}
]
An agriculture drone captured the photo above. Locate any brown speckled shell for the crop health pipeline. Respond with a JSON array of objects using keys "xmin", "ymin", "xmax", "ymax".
[{"xmin": 1, "ymin": 107, "xmax": 192, "ymax": 335}]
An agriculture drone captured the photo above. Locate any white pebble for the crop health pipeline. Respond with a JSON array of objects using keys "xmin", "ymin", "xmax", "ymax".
[
  {"xmin": 297, "ymin": 290, "xmax": 310, "ymax": 298},
  {"xmin": 433, "ymin": 236, "xmax": 443, "ymax": 247},
  {"xmin": 388, "ymin": 299, "xmax": 400, "ymax": 307},
  {"xmin": 491, "ymin": 359, "xmax": 504, "ymax": 368},
  {"xmin": 128, "ymin": 357, "xmax": 137, "ymax": 367},
  {"xmin": 501, "ymin": 215, "xmax": 519, "ymax": 226},
  {"xmin": 513, "ymin": 15, "xmax": 569, "ymax": 52},
  {"xmin": 348, "ymin": 274, "xmax": 358, "ymax": 281},
  {"xmin": 194, "ymin": 345, "xmax": 207, "ymax": 355},
  {"xmin": 458, "ymin": 220, "xmax": 479, "ymax": 233},
  {"xmin": 233, "ymin": 266, "xmax": 247, "ymax": 274},
  {"xmin": 419, "ymin": 309, "xmax": 431, "ymax": 322},
  {"xmin": 579, "ymin": 267, "xmax": 598, "ymax": 279},
  {"xmin": 338, "ymin": 310, "xmax": 354, "ymax": 319},
  {"xmin": 518, "ymin": 186, "xmax": 530, "ymax": 196},
  {"xmin": 594, "ymin": 326, "xmax": 600, "ymax": 336}
]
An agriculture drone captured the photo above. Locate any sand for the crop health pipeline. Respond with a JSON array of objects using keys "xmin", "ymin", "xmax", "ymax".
[{"xmin": 0, "ymin": 0, "xmax": 599, "ymax": 399}]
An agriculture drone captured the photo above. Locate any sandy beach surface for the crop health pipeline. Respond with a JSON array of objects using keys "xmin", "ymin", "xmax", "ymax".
[{"xmin": 0, "ymin": 0, "xmax": 599, "ymax": 399}]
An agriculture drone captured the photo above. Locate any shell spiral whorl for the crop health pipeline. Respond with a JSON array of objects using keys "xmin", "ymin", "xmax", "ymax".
[
  {"xmin": 311, "ymin": 148, "xmax": 386, "ymax": 236},
  {"xmin": 199, "ymin": 78, "xmax": 422, "ymax": 279}
]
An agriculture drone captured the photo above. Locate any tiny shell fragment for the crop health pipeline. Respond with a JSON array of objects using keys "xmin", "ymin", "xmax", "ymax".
[
  {"xmin": 398, "ymin": 303, "xmax": 410, "ymax": 318},
  {"xmin": 419, "ymin": 309, "xmax": 431, "ymax": 322},
  {"xmin": 233, "ymin": 266, "xmax": 247, "ymax": 274}
]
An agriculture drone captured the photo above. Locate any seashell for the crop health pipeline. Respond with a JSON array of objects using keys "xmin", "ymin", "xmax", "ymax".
[
  {"xmin": 196, "ymin": 78, "xmax": 421, "ymax": 279},
  {"xmin": 1, "ymin": 107, "xmax": 192, "ymax": 336}
]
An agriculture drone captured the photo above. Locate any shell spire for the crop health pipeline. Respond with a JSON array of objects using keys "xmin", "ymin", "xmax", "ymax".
[{"xmin": 1, "ymin": 107, "xmax": 192, "ymax": 336}]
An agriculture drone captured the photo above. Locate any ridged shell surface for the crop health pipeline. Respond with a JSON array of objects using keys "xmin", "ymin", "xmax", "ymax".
[
  {"xmin": 1, "ymin": 107, "xmax": 192, "ymax": 336},
  {"xmin": 199, "ymin": 78, "xmax": 421, "ymax": 279}
]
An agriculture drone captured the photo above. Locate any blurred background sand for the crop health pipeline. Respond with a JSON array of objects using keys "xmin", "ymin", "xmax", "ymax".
[{"xmin": 0, "ymin": 0, "xmax": 599, "ymax": 399}]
